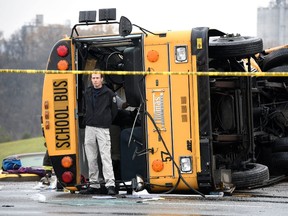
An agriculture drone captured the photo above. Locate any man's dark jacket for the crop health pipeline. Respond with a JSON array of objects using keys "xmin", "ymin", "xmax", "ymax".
[{"xmin": 83, "ymin": 85, "xmax": 118, "ymax": 128}]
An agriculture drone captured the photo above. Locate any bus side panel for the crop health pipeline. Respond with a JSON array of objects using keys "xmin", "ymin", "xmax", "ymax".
[
  {"xmin": 168, "ymin": 37, "xmax": 200, "ymax": 191},
  {"xmin": 144, "ymin": 32, "xmax": 201, "ymax": 192},
  {"xmin": 145, "ymin": 44, "xmax": 174, "ymax": 186},
  {"xmin": 168, "ymin": 74, "xmax": 199, "ymax": 190}
]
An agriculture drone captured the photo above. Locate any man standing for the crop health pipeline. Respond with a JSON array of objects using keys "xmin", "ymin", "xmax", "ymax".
[{"xmin": 80, "ymin": 73, "xmax": 118, "ymax": 195}]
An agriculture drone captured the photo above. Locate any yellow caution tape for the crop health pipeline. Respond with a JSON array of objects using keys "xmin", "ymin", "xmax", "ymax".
[
  {"xmin": 42, "ymin": 166, "xmax": 53, "ymax": 171},
  {"xmin": 1, "ymin": 69, "xmax": 288, "ymax": 77}
]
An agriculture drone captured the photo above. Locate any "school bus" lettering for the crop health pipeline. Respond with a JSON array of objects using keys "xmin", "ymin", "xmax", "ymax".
[{"xmin": 53, "ymin": 79, "xmax": 71, "ymax": 150}]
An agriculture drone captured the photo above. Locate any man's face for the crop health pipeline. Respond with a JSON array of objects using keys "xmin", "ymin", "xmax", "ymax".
[{"xmin": 91, "ymin": 74, "xmax": 103, "ymax": 88}]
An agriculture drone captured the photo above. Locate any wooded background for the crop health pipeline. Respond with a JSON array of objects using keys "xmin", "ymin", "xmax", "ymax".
[{"xmin": 0, "ymin": 23, "xmax": 114, "ymax": 142}]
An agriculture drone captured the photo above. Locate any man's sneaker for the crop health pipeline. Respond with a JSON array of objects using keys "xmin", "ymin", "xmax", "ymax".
[
  {"xmin": 40, "ymin": 176, "xmax": 50, "ymax": 186},
  {"xmin": 107, "ymin": 186, "xmax": 117, "ymax": 195},
  {"xmin": 79, "ymin": 187, "xmax": 101, "ymax": 195}
]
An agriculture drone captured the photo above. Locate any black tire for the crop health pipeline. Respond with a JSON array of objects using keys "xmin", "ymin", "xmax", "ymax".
[
  {"xmin": 209, "ymin": 35, "xmax": 263, "ymax": 58},
  {"xmin": 266, "ymin": 65, "xmax": 288, "ymax": 82},
  {"xmin": 262, "ymin": 48, "xmax": 288, "ymax": 71},
  {"xmin": 271, "ymin": 152, "xmax": 288, "ymax": 168},
  {"xmin": 232, "ymin": 163, "xmax": 269, "ymax": 189},
  {"xmin": 267, "ymin": 65, "xmax": 288, "ymax": 72},
  {"xmin": 272, "ymin": 137, "xmax": 288, "ymax": 152}
]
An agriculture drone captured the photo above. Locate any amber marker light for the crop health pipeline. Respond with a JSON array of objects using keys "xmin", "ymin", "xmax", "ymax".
[
  {"xmin": 44, "ymin": 101, "xmax": 49, "ymax": 109},
  {"xmin": 147, "ymin": 50, "xmax": 159, "ymax": 62},
  {"xmin": 61, "ymin": 156, "xmax": 73, "ymax": 168},
  {"xmin": 152, "ymin": 159, "xmax": 164, "ymax": 172},
  {"xmin": 45, "ymin": 111, "xmax": 49, "ymax": 119},
  {"xmin": 45, "ymin": 121, "xmax": 49, "ymax": 129},
  {"xmin": 57, "ymin": 60, "xmax": 69, "ymax": 70}
]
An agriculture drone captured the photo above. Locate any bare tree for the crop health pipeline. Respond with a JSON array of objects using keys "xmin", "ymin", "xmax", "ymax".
[{"xmin": 0, "ymin": 21, "xmax": 113, "ymax": 141}]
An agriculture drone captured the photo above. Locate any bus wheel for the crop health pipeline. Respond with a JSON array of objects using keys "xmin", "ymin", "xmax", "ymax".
[
  {"xmin": 272, "ymin": 137, "xmax": 288, "ymax": 152},
  {"xmin": 232, "ymin": 163, "xmax": 269, "ymax": 189},
  {"xmin": 267, "ymin": 65, "xmax": 288, "ymax": 72},
  {"xmin": 209, "ymin": 35, "xmax": 263, "ymax": 58},
  {"xmin": 267, "ymin": 65, "xmax": 288, "ymax": 82},
  {"xmin": 271, "ymin": 152, "xmax": 288, "ymax": 172},
  {"xmin": 262, "ymin": 48, "xmax": 288, "ymax": 71}
]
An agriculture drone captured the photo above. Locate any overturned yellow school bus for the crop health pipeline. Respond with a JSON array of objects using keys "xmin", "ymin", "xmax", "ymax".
[{"xmin": 42, "ymin": 9, "xmax": 288, "ymax": 194}]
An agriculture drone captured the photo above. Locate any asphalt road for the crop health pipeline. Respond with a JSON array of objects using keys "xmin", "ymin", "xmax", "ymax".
[{"xmin": 1, "ymin": 179, "xmax": 288, "ymax": 216}]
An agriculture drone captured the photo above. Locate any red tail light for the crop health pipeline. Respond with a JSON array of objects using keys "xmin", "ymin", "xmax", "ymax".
[
  {"xmin": 62, "ymin": 171, "xmax": 74, "ymax": 183},
  {"xmin": 57, "ymin": 45, "xmax": 69, "ymax": 57}
]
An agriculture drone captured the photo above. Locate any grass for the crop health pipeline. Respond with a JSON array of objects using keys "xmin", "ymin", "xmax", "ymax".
[{"xmin": 0, "ymin": 137, "xmax": 46, "ymax": 163}]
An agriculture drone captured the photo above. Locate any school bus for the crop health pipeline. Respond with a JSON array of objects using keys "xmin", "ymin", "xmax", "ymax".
[{"xmin": 42, "ymin": 9, "xmax": 288, "ymax": 194}]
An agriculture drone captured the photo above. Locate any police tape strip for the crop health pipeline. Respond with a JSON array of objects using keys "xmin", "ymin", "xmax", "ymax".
[
  {"xmin": 42, "ymin": 166, "xmax": 53, "ymax": 171},
  {"xmin": 1, "ymin": 69, "xmax": 288, "ymax": 77}
]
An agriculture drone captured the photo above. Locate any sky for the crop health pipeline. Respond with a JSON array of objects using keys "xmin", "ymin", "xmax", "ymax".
[{"xmin": 0, "ymin": 0, "xmax": 272, "ymax": 39}]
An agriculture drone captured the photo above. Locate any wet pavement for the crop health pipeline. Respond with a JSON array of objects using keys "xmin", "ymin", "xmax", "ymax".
[{"xmin": 1, "ymin": 179, "xmax": 288, "ymax": 215}]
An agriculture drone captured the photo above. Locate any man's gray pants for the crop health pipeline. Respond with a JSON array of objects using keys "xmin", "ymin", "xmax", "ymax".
[{"xmin": 84, "ymin": 126, "xmax": 115, "ymax": 188}]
